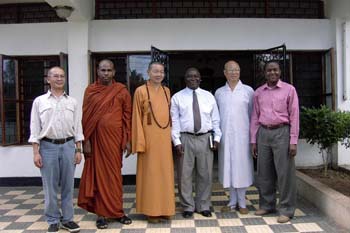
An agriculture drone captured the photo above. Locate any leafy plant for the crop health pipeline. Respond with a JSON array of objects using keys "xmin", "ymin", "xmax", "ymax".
[{"xmin": 300, "ymin": 105, "xmax": 350, "ymax": 176}]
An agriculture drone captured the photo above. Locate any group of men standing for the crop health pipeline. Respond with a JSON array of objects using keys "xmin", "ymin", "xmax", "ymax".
[{"xmin": 29, "ymin": 58, "xmax": 299, "ymax": 233}]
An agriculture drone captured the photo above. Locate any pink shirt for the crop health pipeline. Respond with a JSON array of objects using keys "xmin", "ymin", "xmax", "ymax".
[{"xmin": 250, "ymin": 80, "xmax": 299, "ymax": 145}]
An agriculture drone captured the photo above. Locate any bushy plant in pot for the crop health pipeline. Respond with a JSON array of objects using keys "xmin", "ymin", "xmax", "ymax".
[{"xmin": 300, "ymin": 105, "xmax": 350, "ymax": 176}]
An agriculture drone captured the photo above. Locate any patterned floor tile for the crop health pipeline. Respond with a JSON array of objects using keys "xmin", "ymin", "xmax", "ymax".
[
  {"xmin": 0, "ymin": 184, "xmax": 347, "ymax": 233},
  {"xmin": 293, "ymin": 223, "xmax": 323, "ymax": 232},
  {"xmin": 245, "ymin": 225, "xmax": 274, "ymax": 233}
]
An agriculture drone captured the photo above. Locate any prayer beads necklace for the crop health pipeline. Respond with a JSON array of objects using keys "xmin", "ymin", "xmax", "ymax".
[{"xmin": 145, "ymin": 82, "xmax": 171, "ymax": 129}]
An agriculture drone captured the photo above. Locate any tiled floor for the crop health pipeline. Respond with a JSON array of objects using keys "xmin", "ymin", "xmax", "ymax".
[{"xmin": 0, "ymin": 184, "xmax": 347, "ymax": 233}]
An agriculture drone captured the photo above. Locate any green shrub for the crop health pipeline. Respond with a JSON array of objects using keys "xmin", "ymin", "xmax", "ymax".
[{"xmin": 300, "ymin": 105, "xmax": 350, "ymax": 175}]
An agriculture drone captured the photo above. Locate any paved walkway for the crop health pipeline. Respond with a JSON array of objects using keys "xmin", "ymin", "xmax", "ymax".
[{"xmin": 0, "ymin": 184, "xmax": 347, "ymax": 233}]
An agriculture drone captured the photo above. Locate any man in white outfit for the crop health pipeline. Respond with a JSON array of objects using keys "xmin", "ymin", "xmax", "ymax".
[{"xmin": 215, "ymin": 60, "xmax": 254, "ymax": 214}]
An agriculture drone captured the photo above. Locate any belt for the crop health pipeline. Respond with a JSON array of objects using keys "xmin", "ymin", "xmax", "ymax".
[
  {"xmin": 181, "ymin": 131, "xmax": 213, "ymax": 136},
  {"xmin": 41, "ymin": 137, "xmax": 74, "ymax": 144},
  {"xmin": 260, "ymin": 123, "xmax": 289, "ymax": 130}
]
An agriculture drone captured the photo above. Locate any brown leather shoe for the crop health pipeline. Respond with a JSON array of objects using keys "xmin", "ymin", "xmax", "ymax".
[
  {"xmin": 239, "ymin": 207, "xmax": 249, "ymax": 215},
  {"xmin": 277, "ymin": 215, "xmax": 290, "ymax": 223},
  {"xmin": 221, "ymin": 206, "xmax": 233, "ymax": 212},
  {"xmin": 254, "ymin": 209, "xmax": 274, "ymax": 216}
]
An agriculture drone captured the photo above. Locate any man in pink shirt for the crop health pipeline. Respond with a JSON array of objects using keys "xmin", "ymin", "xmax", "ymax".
[{"xmin": 250, "ymin": 61, "xmax": 299, "ymax": 223}]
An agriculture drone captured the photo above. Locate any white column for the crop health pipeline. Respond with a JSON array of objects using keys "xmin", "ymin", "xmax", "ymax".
[
  {"xmin": 67, "ymin": 21, "xmax": 89, "ymax": 105},
  {"xmin": 67, "ymin": 21, "xmax": 89, "ymax": 177}
]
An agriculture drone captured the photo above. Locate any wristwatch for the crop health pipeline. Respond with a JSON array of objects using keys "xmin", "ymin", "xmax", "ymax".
[{"xmin": 75, "ymin": 148, "xmax": 82, "ymax": 153}]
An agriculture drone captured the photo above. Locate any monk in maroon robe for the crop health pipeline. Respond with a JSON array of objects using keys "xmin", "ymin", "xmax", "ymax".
[{"xmin": 78, "ymin": 59, "xmax": 132, "ymax": 229}]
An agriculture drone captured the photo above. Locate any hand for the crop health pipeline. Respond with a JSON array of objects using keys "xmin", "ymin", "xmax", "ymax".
[
  {"xmin": 125, "ymin": 142, "xmax": 132, "ymax": 158},
  {"xmin": 175, "ymin": 144, "xmax": 184, "ymax": 156},
  {"xmin": 83, "ymin": 140, "xmax": 91, "ymax": 154},
  {"xmin": 34, "ymin": 152, "xmax": 43, "ymax": 168},
  {"xmin": 74, "ymin": 152, "xmax": 82, "ymax": 164},
  {"xmin": 289, "ymin": 144, "xmax": 297, "ymax": 157},
  {"xmin": 212, "ymin": 141, "xmax": 219, "ymax": 151},
  {"xmin": 251, "ymin": 143, "xmax": 258, "ymax": 159}
]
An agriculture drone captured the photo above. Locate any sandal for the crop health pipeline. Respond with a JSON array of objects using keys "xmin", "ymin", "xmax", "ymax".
[
  {"xmin": 96, "ymin": 217, "xmax": 108, "ymax": 229},
  {"xmin": 116, "ymin": 215, "xmax": 132, "ymax": 225}
]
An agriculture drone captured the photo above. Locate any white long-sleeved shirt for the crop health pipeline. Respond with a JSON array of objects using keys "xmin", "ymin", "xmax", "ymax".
[
  {"xmin": 171, "ymin": 87, "xmax": 221, "ymax": 146},
  {"xmin": 28, "ymin": 90, "xmax": 84, "ymax": 144}
]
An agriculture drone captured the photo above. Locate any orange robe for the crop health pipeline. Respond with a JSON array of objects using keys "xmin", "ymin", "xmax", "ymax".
[
  {"xmin": 78, "ymin": 81, "xmax": 132, "ymax": 218},
  {"xmin": 131, "ymin": 82, "xmax": 175, "ymax": 216}
]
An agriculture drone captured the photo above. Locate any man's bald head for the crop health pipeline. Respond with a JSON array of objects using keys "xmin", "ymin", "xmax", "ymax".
[
  {"xmin": 98, "ymin": 59, "xmax": 115, "ymax": 70},
  {"xmin": 224, "ymin": 60, "xmax": 239, "ymax": 71}
]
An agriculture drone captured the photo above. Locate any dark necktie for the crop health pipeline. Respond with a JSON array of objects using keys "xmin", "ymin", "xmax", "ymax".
[{"xmin": 193, "ymin": 90, "xmax": 201, "ymax": 133}]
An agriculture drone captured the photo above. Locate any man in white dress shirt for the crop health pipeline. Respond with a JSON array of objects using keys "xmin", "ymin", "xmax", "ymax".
[
  {"xmin": 215, "ymin": 60, "xmax": 254, "ymax": 214},
  {"xmin": 171, "ymin": 67, "xmax": 221, "ymax": 218},
  {"xmin": 29, "ymin": 67, "xmax": 84, "ymax": 233}
]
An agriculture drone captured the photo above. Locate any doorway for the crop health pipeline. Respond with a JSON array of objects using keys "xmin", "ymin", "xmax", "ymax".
[{"xmin": 90, "ymin": 50, "xmax": 329, "ymax": 108}]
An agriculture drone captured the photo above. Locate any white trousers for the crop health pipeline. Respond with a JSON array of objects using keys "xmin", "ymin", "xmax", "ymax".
[{"xmin": 228, "ymin": 187, "xmax": 247, "ymax": 208}]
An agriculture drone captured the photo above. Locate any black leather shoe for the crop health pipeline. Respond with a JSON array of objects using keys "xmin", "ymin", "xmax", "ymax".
[
  {"xmin": 201, "ymin": 210, "xmax": 212, "ymax": 217},
  {"xmin": 182, "ymin": 211, "xmax": 193, "ymax": 218}
]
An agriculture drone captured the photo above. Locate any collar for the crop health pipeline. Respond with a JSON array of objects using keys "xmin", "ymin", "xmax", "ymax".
[
  {"xmin": 263, "ymin": 79, "xmax": 283, "ymax": 90},
  {"xmin": 225, "ymin": 80, "xmax": 242, "ymax": 91},
  {"xmin": 185, "ymin": 87, "xmax": 201, "ymax": 93},
  {"xmin": 47, "ymin": 90, "xmax": 68, "ymax": 98}
]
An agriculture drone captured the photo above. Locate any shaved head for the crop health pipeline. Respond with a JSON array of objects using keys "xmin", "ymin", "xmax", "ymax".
[
  {"xmin": 224, "ymin": 60, "xmax": 239, "ymax": 70},
  {"xmin": 98, "ymin": 59, "xmax": 115, "ymax": 70}
]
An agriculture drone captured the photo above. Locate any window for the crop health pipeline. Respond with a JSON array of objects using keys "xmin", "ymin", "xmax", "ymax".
[
  {"xmin": 0, "ymin": 55, "xmax": 66, "ymax": 145},
  {"xmin": 0, "ymin": 3, "xmax": 65, "ymax": 24},
  {"xmin": 95, "ymin": 0, "xmax": 324, "ymax": 20}
]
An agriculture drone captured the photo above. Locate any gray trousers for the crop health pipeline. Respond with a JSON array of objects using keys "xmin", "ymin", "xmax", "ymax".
[
  {"xmin": 176, "ymin": 133, "xmax": 213, "ymax": 212},
  {"xmin": 257, "ymin": 125, "xmax": 296, "ymax": 217}
]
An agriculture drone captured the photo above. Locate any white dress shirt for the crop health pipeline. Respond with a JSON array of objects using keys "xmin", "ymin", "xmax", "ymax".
[
  {"xmin": 28, "ymin": 90, "xmax": 84, "ymax": 144},
  {"xmin": 171, "ymin": 87, "xmax": 221, "ymax": 146}
]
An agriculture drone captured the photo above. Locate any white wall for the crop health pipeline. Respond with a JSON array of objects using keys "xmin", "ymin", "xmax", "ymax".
[
  {"xmin": 326, "ymin": 0, "xmax": 350, "ymax": 165},
  {"xmin": 0, "ymin": 17, "xmax": 336, "ymax": 178},
  {"xmin": 90, "ymin": 18, "xmax": 332, "ymax": 52},
  {"xmin": 0, "ymin": 23, "xmax": 67, "ymax": 55},
  {"xmin": 0, "ymin": 146, "xmax": 136, "ymax": 178},
  {"xmin": 295, "ymin": 140, "xmax": 323, "ymax": 168}
]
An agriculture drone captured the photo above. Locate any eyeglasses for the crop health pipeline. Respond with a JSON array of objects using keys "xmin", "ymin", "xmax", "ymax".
[
  {"xmin": 49, "ymin": 74, "xmax": 65, "ymax": 79},
  {"xmin": 225, "ymin": 69, "xmax": 240, "ymax": 73}
]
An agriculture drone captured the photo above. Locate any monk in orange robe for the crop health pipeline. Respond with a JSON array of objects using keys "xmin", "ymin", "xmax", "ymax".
[
  {"xmin": 78, "ymin": 59, "xmax": 132, "ymax": 229},
  {"xmin": 131, "ymin": 61, "xmax": 175, "ymax": 223}
]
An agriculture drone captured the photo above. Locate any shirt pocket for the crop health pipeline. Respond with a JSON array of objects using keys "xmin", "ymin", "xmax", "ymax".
[
  {"xmin": 65, "ymin": 103, "xmax": 75, "ymax": 122},
  {"xmin": 273, "ymin": 98, "xmax": 287, "ymax": 113},
  {"xmin": 201, "ymin": 102, "xmax": 212, "ymax": 118},
  {"xmin": 39, "ymin": 104, "xmax": 53, "ymax": 126}
]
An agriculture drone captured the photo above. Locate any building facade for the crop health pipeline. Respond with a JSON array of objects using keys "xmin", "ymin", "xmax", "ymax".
[{"xmin": 0, "ymin": 0, "xmax": 350, "ymax": 181}]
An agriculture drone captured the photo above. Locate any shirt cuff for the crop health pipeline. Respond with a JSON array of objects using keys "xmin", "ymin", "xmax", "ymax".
[
  {"xmin": 290, "ymin": 136, "xmax": 298, "ymax": 145},
  {"xmin": 28, "ymin": 136, "xmax": 39, "ymax": 144},
  {"xmin": 250, "ymin": 138, "xmax": 257, "ymax": 144},
  {"xmin": 173, "ymin": 138, "xmax": 182, "ymax": 146},
  {"xmin": 74, "ymin": 134, "xmax": 84, "ymax": 142},
  {"xmin": 214, "ymin": 135, "xmax": 221, "ymax": 143}
]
